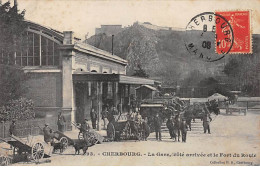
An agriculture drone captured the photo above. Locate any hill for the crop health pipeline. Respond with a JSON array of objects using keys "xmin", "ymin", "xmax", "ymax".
[{"xmin": 87, "ymin": 22, "xmax": 259, "ymax": 87}]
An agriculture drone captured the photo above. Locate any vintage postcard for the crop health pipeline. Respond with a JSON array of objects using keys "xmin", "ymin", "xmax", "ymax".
[{"xmin": 0, "ymin": 0, "xmax": 259, "ymax": 166}]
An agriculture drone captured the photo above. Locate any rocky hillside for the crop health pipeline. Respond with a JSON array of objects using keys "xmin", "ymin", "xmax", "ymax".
[{"xmin": 87, "ymin": 23, "xmax": 231, "ymax": 86}]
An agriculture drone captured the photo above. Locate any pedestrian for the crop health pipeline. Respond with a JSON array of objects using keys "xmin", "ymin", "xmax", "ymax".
[
  {"xmin": 142, "ymin": 117, "xmax": 150, "ymax": 141},
  {"xmin": 135, "ymin": 111, "xmax": 142, "ymax": 125},
  {"xmin": 129, "ymin": 110, "xmax": 140, "ymax": 140},
  {"xmin": 57, "ymin": 111, "xmax": 66, "ymax": 133},
  {"xmin": 90, "ymin": 108, "xmax": 97, "ymax": 129},
  {"xmin": 111, "ymin": 106, "xmax": 118, "ymax": 115},
  {"xmin": 166, "ymin": 116, "xmax": 174, "ymax": 139},
  {"xmin": 107, "ymin": 108, "xmax": 115, "ymax": 123},
  {"xmin": 101, "ymin": 107, "xmax": 109, "ymax": 129},
  {"xmin": 180, "ymin": 118, "xmax": 188, "ymax": 142},
  {"xmin": 154, "ymin": 112, "xmax": 162, "ymax": 141},
  {"xmin": 80, "ymin": 119, "xmax": 90, "ymax": 141},
  {"xmin": 43, "ymin": 123, "xmax": 54, "ymax": 144},
  {"xmin": 202, "ymin": 108, "xmax": 212, "ymax": 134},
  {"xmin": 174, "ymin": 114, "xmax": 182, "ymax": 142},
  {"xmin": 9, "ymin": 120, "xmax": 16, "ymax": 136},
  {"xmin": 130, "ymin": 109, "xmax": 137, "ymax": 121}
]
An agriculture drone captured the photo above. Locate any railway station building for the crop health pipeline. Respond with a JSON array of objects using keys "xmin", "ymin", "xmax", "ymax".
[{"xmin": 0, "ymin": 20, "xmax": 154, "ymax": 130}]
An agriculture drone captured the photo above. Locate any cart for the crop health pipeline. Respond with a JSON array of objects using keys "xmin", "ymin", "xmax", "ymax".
[
  {"xmin": 1, "ymin": 135, "xmax": 52, "ymax": 163},
  {"xmin": 52, "ymin": 130, "xmax": 74, "ymax": 148},
  {"xmin": 140, "ymin": 103, "xmax": 164, "ymax": 132},
  {"xmin": 71, "ymin": 122, "xmax": 104, "ymax": 146},
  {"xmin": 38, "ymin": 126, "xmax": 74, "ymax": 152},
  {"xmin": 226, "ymin": 105, "xmax": 247, "ymax": 115},
  {"xmin": 106, "ymin": 113, "xmax": 150, "ymax": 141}
]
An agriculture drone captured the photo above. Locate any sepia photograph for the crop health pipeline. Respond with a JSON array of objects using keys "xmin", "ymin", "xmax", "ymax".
[{"xmin": 0, "ymin": 0, "xmax": 259, "ymax": 166}]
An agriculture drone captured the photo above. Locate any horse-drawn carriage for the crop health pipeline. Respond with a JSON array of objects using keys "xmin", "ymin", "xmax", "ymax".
[
  {"xmin": 140, "ymin": 103, "xmax": 165, "ymax": 132},
  {"xmin": 106, "ymin": 113, "xmax": 150, "ymax": 141}
]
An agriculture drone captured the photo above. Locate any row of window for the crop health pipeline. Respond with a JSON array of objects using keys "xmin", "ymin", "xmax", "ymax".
[{"xmin": 0, "ymin": 32, "xmax": 60, "ymax": 66}]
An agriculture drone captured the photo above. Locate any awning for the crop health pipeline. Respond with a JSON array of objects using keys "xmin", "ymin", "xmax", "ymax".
[
  {"xmin": 140, "ymin": 104, "xmax": 164, "ymax": 107},
  {"xmin": 135, "ymin": 85, "xmax": 157, "ymax": 91},
  {"xmin": 208, "ymin": 93, "xmax": 228, "ymax": 101},
  {"xmin": 73, "ymin": 73, "xmax": 154, "ymax": 85}
]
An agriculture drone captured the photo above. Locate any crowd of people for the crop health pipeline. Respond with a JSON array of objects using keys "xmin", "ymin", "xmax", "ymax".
[{"xmin": 8, "ymin": 99, "xmax": 214, "ymax": 145}]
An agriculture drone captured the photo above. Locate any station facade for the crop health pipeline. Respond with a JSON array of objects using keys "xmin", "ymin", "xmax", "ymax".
[{"xmin": 0, "ymin": 20, "xmax": 154, "ymax": 130}]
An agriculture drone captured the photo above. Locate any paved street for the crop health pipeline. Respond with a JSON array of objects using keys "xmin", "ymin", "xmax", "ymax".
[{"xmin": 12, "ymin": 110, "xmax": 260, "ymax": 166}]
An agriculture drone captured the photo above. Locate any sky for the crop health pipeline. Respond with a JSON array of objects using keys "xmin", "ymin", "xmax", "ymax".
[{"xmin": 3, "ymin": 0, "xmax": 260, "ymax": 39}]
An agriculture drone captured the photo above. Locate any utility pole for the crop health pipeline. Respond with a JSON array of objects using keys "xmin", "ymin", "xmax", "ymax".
[{"xmin": 112, "ymin": 35, "xmax": 114, "ymax": 55}]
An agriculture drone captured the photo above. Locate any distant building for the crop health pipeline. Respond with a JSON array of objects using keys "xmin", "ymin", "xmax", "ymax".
[
  {"xmin": 95, "ymin": 25, "xmax": 123, "ymax": 36},
  {"xmin": 134, "ymin": 21, "xmax": 185, "ymax": 32},
  {"xmin": 135, "ymin": 85, "xmax": 157, "ymax": 101}
]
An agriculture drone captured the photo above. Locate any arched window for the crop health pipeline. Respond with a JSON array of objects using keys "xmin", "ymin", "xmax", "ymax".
[{"xmin": 1, "ymin": 31, "xmax": 60, "ymax": 67}]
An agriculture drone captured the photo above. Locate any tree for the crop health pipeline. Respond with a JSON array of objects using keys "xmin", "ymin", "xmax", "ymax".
[
  {"xmin": 182, "ymin": 70, "xmax": 203, "ymax": 87},
  {"xmin": 132, "ymin": 64, "xmax": 149, "ymax": 78},
  {"xmin": 0, "ymin": 65, "xmax": 28, "ymax": 106},
  {"xmin": 223, "ymin": 57, "xmax": 240, "ymax": 77},
  {"xmin": 0, "ymin": 2, "xmax": 27, "ymax": 106},
  {"xmin": 198, "ymin": 77, "xmax": 230, "ymax": 97},
  {"xmin": 0, "ymin": 2, "xmax": 26, "ymax": 55},
  {"xmin": 223, "ymin": 55, "xmax": 260, "ymax": 96}
]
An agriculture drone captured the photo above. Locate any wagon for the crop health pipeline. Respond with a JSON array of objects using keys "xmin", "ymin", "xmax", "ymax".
[
  {"xmin": 38, "ymin": 126, "xmax": 74, "ymax": 152},
  {"xmin": 106, "ymin": 114, "xmax": 149, "ymax": 141},
  {"xmin": 71, "ymin": 122, "xmax": 104, "ymax": 146},
  {"xmin": 139, "ymin": 103, "xmax": 164, "ymax": 132},
  {"xmin": 52, "ymin": 130, "xmax": 74, "ymax": 149},
  {"xmin": 1, "ymin": 135, "xmax": 52, "ymax": 163},
  {"xmin": 226, "ymin": 105, "xmax": 247, "ymax": 115}
]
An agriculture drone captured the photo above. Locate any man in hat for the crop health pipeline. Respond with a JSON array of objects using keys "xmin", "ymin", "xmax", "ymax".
[
  {"xmin": 9, "ymin": 120, "xmax": 16, "ymax": 136},
  {"xmin": 202, "ymin": 105, "xmax": 212, "ymax": 134},
  {"xmin": 80, "ymin": 119, "xmax": 90, "ymax": 133},
  {"xmin": 111, "ymin": 106, "xmax": 118, "ymax": 115},
  {"xmin": 57, "ymin": 111, "xmax": 66, "ymax": 133},
  {"xmin": 43, "ymin": 123, "xmax": 53, "ymax": 143},
  {"xmin": 166, "ymin": 116, "xmax": 175, "ymax": 139},
  {"xmin": 101, "ymin": 107, "xmax": 109, "ymax": 129},
  {"xmin": 154, "ymin": 112, "xmax": 162, "ymax": 141},
  {"xmin": 180, "ymin": 118, "xmax": 188, "ymax": 142},
  {"xmin": 80, "ymin": 119, "xmax": 90, "ymax": 141},
  {"xmin": 129, "ymin": 109, "xmax": 140, "ymax": 140},
  {"xmin": 141, "ymin": 117, "xmax": 150, "ymax": 141},
  {"xmin": 90, "ymin": 108, "xmax": 97, "ymax": 129}
]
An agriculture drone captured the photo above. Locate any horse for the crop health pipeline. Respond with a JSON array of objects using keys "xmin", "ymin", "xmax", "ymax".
[
  {"xmin": 173, "ymin": 114, "xmax": 182, "ymax": 142},
  {"xmin": 205, "ymin": 100, "xmax": 220, "ymax": 115},
  {"xmin": 183, "ymin": 105, "xmax": 193, "ymax": 131}
]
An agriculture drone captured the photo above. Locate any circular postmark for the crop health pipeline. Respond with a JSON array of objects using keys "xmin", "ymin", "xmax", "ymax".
[{"xmin": 184, "ymin": 12, "xmax": 234, "ymax": 62}]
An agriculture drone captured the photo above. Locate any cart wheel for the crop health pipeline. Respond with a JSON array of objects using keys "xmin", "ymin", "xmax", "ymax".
[
  {"xmin": 1, "ymin": 156, "xmax": 10, "ymax": 166},
  {"xmin": 107, "ymin": 123, "xmax": 115, "ymax": 141},
  {"xmin": 125, "ymin": 121, "xmax": 131, "ymax": 140},
  {"xmin": 31, "ymin": 142, "xmax": 44, "ymax": 162},
  {"xmin": 60, "ymin": 137, "xmax": 69, "ymax": 149}
]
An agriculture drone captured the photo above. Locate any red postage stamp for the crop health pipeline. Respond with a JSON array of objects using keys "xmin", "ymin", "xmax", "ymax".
[{"xmin": 215, "ymin": 11, "xmax": 251, "ymax": 54}]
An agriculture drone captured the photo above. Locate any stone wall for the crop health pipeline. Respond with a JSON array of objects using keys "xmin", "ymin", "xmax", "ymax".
[{"xmin": 23, "ymin": 72, "xmax": 62, "ymax": 118}]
